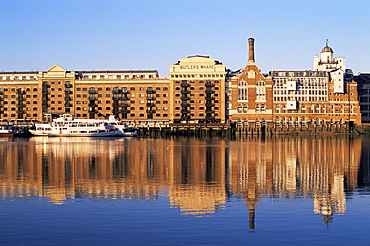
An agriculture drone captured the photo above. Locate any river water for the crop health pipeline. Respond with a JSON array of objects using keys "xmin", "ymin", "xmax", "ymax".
[{"xmin": 0, "ymin": 135, "xmax": 369, "ymax": 245}]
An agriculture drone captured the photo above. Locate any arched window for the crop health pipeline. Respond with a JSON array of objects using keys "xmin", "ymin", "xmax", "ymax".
[
  {"xmin": 237, "ymin": 104, "xmax": 243, "ymax": 113},
  {"xmin": 295, "ymin": 117, "xmax": 299, "ymax": 126},
  {"xmin": 262, "ymin": 118, "xmax": 266, "ymax": 126},
  {"xmin": 243, "ymin": 119, "xmax": 248, "ymax": 127},
  {"xmin": 288, "ymin": 116, "xmax": 293, "ymax": 126},
  {"xmin": 276, "ymin": 116, "xmax": 280, "ymax": 126},
  {"xmin": 255, "ymin": 104, "xmax": 260, "ymax": 112},
  {"xmin": 302, "ymin": 104, "xmax": 306, "ymax": 113},
  {"xmin": 302, "ymin": 116, "xmax": 306, "ymax": 126},
  {"xmin": 243, "ymin": 105, "xmax": 248, "ymax": 113},
  {"xmin": 237, "ymin": 118, "xmax": 242, "ymax": 127}
]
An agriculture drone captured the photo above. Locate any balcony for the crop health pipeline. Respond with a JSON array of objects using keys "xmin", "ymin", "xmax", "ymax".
[
  {"xmin": 112, "ymin": 88, "xmax": 121, "ymax": 94},
  {"xmin": 113, "ymin": 95, "xmax": 122, "ymax": 100},
  {"xmin": 65, "ymin": 103, "xmax": 73, "ymax": 107},
  {"xmin": 89, "ymin": 89, "xmax": 97, "ymax": 94},
  {"xmin": 65, "ymin": 84, "xmax": 73, "ymax": 88},
  {"xmin": 146, "ymin": 103, "xmax": 156, "ymax": 107},
  {"xmin": 146, "ymin": 90, "xmax": 156, "ymax": 94},
  {"xmin": 65, "ymin": 90, "xmax": 73, "ymax": 94},
  {"xmin": 89, "ymin": 96, "xmax": 97, "ymax": 100},
  {"xmin": 146, "ymin": 109, "xmax": 156, "ymax": 113}
]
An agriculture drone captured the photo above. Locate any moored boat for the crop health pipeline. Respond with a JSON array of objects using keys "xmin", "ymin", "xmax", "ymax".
[
  {"xmin": 107, "ymin": 115, "xmax": 138, "ymax": 137},
  {"xmin": 0, "ymin": 125, "xmax": 19, "ymax": 136},
  {"xmin": 29, "ymin": 123, "xmax": 53, "ymax": 136},
  {"xmin": 30, "ymin": 115, "xmax": 116, "ymax": 137},
  {"xmin": 0, "ymin": 124, "xmax": 31, "ymax": 137}
]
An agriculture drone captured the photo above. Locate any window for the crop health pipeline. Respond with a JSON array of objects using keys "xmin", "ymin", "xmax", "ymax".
[
  {"xmin": 238, "ymin": 81, "xmax": 248, "ymax": 100},
  {"xmin": 237, "ymin": 105, "xmax": 242, "ymax": 113},
  {"xmin": 256, "ymin": 81, "xmax": 266, "ymax": 101}
]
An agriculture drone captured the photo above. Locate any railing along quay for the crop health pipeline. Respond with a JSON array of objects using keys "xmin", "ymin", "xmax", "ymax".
[{"xmin": 135, "ymin": 122, "xmax": 363, "ymax": 138}]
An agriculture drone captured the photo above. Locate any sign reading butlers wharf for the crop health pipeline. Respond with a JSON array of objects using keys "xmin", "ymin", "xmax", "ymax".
[{"xmin": 179, "ymin": 65, "xmax": 215, "ymax": 70}]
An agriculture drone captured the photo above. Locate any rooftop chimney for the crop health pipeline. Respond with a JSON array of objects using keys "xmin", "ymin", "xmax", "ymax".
[{"xmin": 248, "ymin": 37, "xmax": 255, "ymax": 65}]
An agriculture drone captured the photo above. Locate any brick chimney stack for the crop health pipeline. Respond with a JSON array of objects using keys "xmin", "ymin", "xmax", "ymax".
[{"xmin": 248, "ymin": 37, "xmax": 255, "ymax": 65}]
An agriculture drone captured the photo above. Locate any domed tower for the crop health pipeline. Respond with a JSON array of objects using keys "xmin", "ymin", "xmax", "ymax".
[
  {"xmin": 313, "ymin": 40, "xmax": 345, "ymax": 72},
  {"xmin": 313, "ymin": 40, "xmax": 347, "ymax": 93},
  {"xmin": 320, "ymin": 40, "xmax": 334, "ymax": 64}
]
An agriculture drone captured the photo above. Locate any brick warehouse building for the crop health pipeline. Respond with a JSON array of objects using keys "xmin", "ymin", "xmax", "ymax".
[
  {"xmin": 0, "ymin": 38, "xmax": 362, "ymax": 129},
  {"xmin": 228, "ymin": 38, "xmax": 361, "ymax": 129}
]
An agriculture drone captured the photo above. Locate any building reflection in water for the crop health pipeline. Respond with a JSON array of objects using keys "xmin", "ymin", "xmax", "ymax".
[{"xmin": 0, "ymin": 135, "xmax": 365, "ymax": 228}]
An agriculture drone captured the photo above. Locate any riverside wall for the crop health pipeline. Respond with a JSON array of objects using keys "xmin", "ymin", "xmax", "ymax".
[{"xmin": 137, "ymin": 122, "xmax": 364, "ymax": 138}]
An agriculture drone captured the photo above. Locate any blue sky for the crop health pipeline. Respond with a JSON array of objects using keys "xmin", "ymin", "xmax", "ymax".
[{"xmin": 1, "ymin": 0, "xmax": 369, "ymax": 77}]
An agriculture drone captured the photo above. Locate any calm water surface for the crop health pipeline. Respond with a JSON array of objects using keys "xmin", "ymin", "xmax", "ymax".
[{"xmin": 0, "ymin": 135, "xmax": 369, "ymax": 245}]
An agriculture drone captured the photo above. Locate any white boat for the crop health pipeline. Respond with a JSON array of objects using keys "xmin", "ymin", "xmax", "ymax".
[
  {"xmin": 29, "ymin": 123, "xmax": 53, "ymax": 136},
  {"xmin": 30, "ymin": 115, "xmax": 117, "ymax": 137},
  {"xmin": 107, "ymin": 116, "xmax": 138, "ymax": 137}
]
